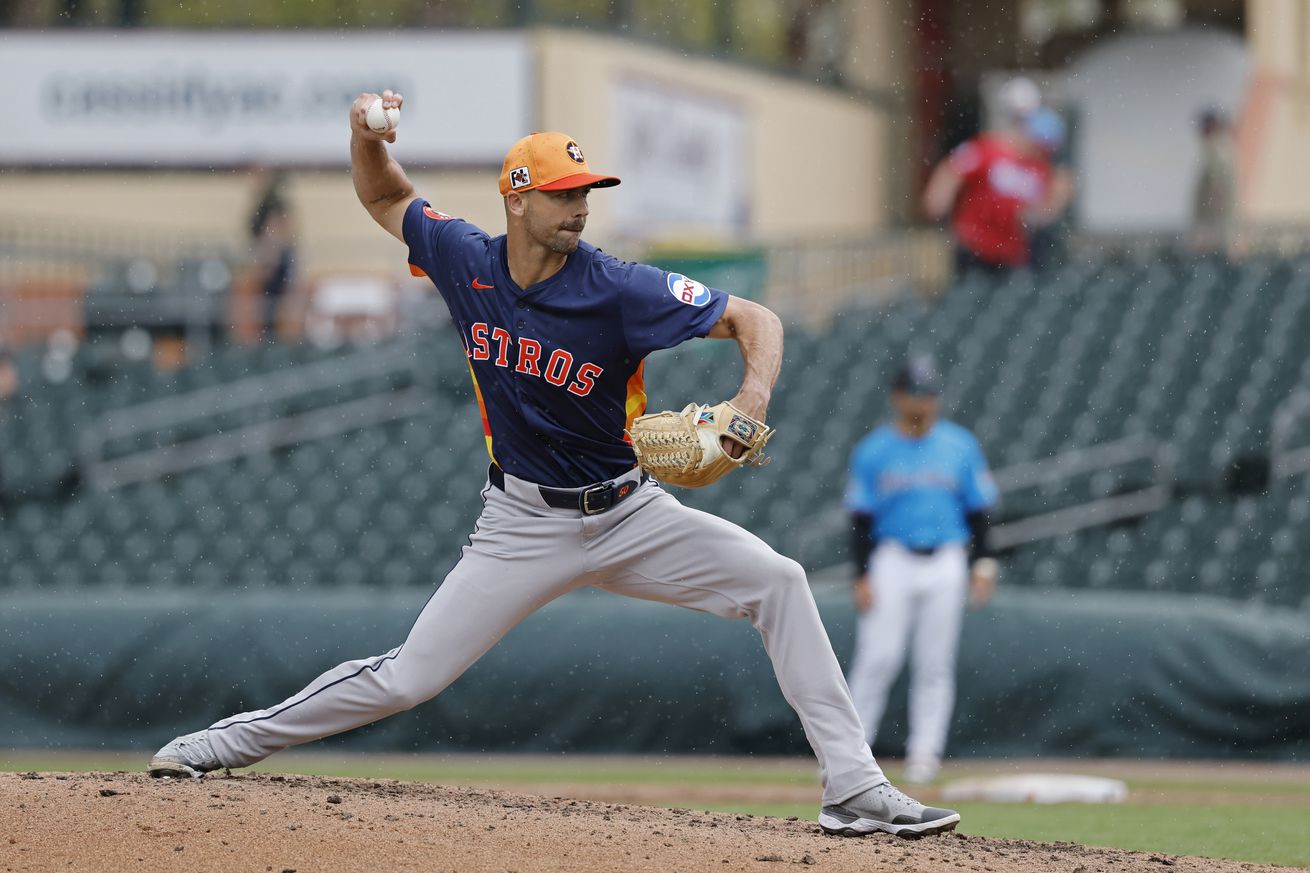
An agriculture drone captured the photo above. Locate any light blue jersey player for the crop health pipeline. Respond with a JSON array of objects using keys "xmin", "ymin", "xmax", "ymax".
[
  {"xmin": 845, "ymin": 357, "xmax": 999, "ymax": 784},
  {"xmin": 146, "ymin": 90, "xmax": 964, "ymax": 840}
]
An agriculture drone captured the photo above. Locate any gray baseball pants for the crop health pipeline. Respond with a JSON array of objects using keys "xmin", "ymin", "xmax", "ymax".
[{"xmin": 206, "ymin": 467, "xmax": 886, "ymax": 806}]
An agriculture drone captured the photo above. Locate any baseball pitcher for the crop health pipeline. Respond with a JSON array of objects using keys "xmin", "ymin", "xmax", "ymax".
[{"xmin": 147, "ymin": 90, "xmax": 960, "ymax": 838}]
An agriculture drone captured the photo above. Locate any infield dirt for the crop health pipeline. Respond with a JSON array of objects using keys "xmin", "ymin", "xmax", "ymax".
[{"xmin": 2, "ymin": 771, "xmax": 1302, "ymax": 873}]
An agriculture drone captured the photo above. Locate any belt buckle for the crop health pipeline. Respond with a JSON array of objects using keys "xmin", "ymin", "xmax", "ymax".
[{"xmin": 581, "ymin": 482, "xmax": 614, "ymax": 515}]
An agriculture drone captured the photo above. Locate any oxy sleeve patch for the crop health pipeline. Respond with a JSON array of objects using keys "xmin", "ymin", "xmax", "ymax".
[{"xmin": 666, "ymin": 272, "xmax": 712, "ymax": 307}]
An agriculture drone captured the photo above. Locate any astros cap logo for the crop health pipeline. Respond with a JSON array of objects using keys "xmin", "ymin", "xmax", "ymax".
[{"xmin": 498, "ymin": 132, "xmax": 620, "ymax": 196}]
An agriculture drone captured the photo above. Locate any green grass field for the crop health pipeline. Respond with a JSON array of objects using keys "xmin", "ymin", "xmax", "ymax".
[
  {"xmin": 719, "ymin": 801, "xmax": 1310, "ymax": 868},
  {"xmin": 3, "ymin": 751, "xmax": 1306, "ymax": 869}
]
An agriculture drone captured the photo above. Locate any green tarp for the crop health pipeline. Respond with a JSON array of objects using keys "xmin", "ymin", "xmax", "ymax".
[{"xmin": 1, "ymin": 587, "xmax": 1306, "ymax": 759}]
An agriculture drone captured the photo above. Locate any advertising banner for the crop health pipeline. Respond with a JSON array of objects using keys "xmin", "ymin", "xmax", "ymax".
[
  {"xmin": 611, "ymin": 77, "xmax": 749, "ymax": 239},
  {"xmin": 0, "ymin": 32, "xmax": 533, "ymax": 166}
]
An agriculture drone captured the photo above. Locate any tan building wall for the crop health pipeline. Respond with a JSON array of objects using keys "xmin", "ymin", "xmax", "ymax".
[
  {"xmin": 536, "ymin": 27, "xmax": 890, "ymax": 246},
  {"xmin": 839, "ymin": 0, "xmax": 913, "ymax": 95},
  {"xmin": 836, "ymin": 0, "xmax": 916, "ymax": 219},
  {"xmin": 1242, "ymin": 0, "xmax": 1310, "ymax": 223},
  {"xmin": 1, "ymin": 26, "xmax": 891, "ymax": 288}
]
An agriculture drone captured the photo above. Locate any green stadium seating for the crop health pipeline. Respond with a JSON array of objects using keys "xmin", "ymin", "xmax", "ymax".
[{"xmin": 4, "ymin": 252, "xmax": 1310, "ymax": 604}]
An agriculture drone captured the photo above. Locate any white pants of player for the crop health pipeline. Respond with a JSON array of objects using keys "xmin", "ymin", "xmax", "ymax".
[
  {"xmin": 205, "ymin": 468, "xmax": 885, "ymax": 806},
  {"xmin": 846, "ymin": 542, "xmax": 969, "ymax": 768}
]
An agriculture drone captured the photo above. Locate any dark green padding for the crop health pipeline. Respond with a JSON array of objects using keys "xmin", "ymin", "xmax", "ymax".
[{"xmin": 1, "ymin": 587, "xmax": 1306, "ymax": 758}]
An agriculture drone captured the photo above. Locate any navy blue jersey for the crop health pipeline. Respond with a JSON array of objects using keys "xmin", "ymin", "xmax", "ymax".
[{"xmin": 404, "ymin": 199, "xmax": 729, "ymax": 488}]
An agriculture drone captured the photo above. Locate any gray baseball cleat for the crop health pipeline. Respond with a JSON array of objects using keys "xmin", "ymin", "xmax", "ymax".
[
  {"xmin": 147, "ymin": 729, "xmax": 224, "ymax": 778},
  {"xmin": 819, "ymin": 781, "xmax": 960, "ymax": 838}
]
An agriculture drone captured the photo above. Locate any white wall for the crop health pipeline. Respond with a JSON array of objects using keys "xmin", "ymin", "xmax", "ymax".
[{"xmin": 1066, "ymin": 28, "xmax": 1249, "ymax": 232}]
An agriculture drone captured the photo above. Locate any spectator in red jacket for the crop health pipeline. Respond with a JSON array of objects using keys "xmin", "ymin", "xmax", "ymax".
[{"xmin": 922, "ymin": 80, "xmax": 1071, "ymax": 276}]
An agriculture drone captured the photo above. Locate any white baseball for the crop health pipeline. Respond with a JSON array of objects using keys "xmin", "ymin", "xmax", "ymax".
[{"xmin": 366, "ymin": 98, "xmax": 400, "ymax": 134}]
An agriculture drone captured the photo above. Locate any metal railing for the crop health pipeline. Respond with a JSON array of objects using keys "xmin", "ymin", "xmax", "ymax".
[
  {"xmin": 987, "ymin": 434, "xmax": 1174, "ymax": 551},
  {"xmin": 764, "ymin": 229, "xmax": 951, "ymax": 324},
  {"xmin": 79, "ymin": 340, "xmax": 430, "ymax": 490},
  {"xmin": 1070, "ymin": 222, "xmax": 1310, "ymax": 262},
  {"xmin": 802, "ymin": 435, "xmax": 1174, "ymax": 578},
  {"xmin": 0, "ymin": 220, "xmax": 240, "ymax": 349},
  {"xmin": 1271, "ymin": 390, "xmax": 1310, "ymax": 480},
  {"xmin": 11, "ymin": 216, "xmax": 1310, "ymax": 349}
]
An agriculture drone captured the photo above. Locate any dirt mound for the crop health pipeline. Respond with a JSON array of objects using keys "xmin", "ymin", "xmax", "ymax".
[{"xmin": 0, "ymin": 771, "xmax": 1294, "ymax": 873}]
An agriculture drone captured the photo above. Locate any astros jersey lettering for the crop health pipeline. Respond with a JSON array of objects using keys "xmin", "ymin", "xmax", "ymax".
[
  {"xmin": 404, "ymin": 199, "xmax": 728, "ymax": 488},
  {"xmin": 845, "ymin": 420, "xmax": 998, "ymax": 548}
]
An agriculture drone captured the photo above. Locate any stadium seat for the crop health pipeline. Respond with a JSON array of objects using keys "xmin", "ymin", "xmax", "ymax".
[{"xmin": 6, "ymin": 255, "xmax": 1310, "ymax": 604}]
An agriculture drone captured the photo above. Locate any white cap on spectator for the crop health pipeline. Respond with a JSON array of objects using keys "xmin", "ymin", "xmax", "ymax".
[{"xmin": 998, "ymin": 76, "xmax": 1041, "ymax": 119}]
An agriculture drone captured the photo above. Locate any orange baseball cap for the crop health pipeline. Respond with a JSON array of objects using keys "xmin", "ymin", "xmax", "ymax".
[{"xmin": 498, "ymin": 132, "xmax": 620, "ymax": 196}]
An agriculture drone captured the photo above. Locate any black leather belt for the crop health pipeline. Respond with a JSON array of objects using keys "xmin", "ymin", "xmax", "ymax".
[
  {"xmin": 904, "ymin": 543, "xmax": 942, "ymax": 557},
  {"xmin": 488, "ymin": 463, "xmax": 646, "ymax": 515}
]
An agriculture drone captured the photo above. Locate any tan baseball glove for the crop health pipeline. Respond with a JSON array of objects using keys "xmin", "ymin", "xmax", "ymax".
[{"xmin": 626, "ymin": 401, "xmax": 774, "ymax": 488}]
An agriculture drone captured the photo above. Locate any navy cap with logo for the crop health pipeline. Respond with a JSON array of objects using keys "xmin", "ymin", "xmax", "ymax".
[{"xmin": 891, "ymin": 356, "xmax": 943, "ymax": 396}]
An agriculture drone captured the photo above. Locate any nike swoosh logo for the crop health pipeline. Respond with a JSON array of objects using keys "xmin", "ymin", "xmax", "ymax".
[{"xmin": 471, "ymin": 277, "xmax": 494, "ymax": 290}]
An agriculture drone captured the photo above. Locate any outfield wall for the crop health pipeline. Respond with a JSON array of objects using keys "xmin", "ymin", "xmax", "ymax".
[{"xmin": 2, "ymin": 587, "xmax": 1305, "ymax": 760}]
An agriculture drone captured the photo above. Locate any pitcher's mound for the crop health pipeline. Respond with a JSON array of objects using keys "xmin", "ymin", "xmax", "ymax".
[{"xmin": 0, "ymin": 771, "xmax": 1287, "ymax": 872}]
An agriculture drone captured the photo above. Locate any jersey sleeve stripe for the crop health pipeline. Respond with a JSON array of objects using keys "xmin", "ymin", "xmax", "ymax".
[
  {"xmin": 622, "ymin": 360, "xmax": 647, "ymax": 441},
  {"xmin": 465, "ymin": 361, "xmax": 497, "ymax": 463},
  {"xmin": 409, "ymin": 264, "xmax": 429, "ymax": 278}
]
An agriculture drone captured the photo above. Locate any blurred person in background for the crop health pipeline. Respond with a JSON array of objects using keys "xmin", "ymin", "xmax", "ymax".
[
  {"xmin": 1023, "ymin": 107, "xmax": 1075, "ymax": 272},
  {"xmin": 234, "ymin": 166, "xmax": 298, "ymax": 341},
  {"xmin": 0, "ymin": 346, "xmax": 17, "ymax": 510},
  {"xmin": 0, "ymin": 347, "xmax": 17, "ymax": 403},
  {"xmin": 923, "ymin": 77, "xmax": 1067, "ymax": 276},
  {"xmin": 1190, "ymin": 108, "xmax": 1238, "ymax": 258},
  {"xmin": 844, "ymin": 357, "xmax": 999, "ymax": 785}
]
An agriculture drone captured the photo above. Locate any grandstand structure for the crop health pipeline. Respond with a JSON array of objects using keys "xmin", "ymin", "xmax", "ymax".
[{"xmin": 3, "ymin": 247, "xmax": 1308, "ymax": 609}]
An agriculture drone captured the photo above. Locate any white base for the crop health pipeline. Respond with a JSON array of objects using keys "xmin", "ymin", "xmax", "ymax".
[{"xmin": 941, "ymin": 773, "xmax": 1128, "ymax": 804}]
